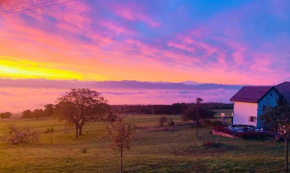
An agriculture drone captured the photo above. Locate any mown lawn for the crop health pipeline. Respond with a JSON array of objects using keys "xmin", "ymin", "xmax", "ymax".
[{"xmin": 0, "ymin": 114, "xmax": 286, "ymax": 173}]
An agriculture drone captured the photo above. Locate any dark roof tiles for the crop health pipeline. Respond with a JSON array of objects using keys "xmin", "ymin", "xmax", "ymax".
[
  {"xmin": 275, "ymin": 82, "xmax": 290, "ymax": 97},
  {"xmin": 230, "ymin": 86, "xmax": 274, "ymax": 103}
]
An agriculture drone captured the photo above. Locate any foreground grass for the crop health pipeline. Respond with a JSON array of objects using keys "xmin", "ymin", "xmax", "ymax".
[{"xmin": 0, "ymin": 114, "xmax": 286, "ymax": 173}]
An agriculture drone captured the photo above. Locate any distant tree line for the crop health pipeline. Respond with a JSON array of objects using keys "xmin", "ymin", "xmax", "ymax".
[
  {"xmin": 22, "ymin": 104, "xmax": 54, "ymax": 119},
  {"xmin": 111, "ymin": 102, "xmax": 233, "ymax": 115},
  {"xmin": 2, "ymin": 102, "xmax": 231, "ymax": 120}
]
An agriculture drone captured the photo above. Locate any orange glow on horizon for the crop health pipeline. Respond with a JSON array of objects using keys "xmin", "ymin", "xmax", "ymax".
[
  {"xmin": 0, "ymin": 57, "xmax": 275, "ymax": 85},
  {"xmin": 0, "ymin": 0, "xmax": 288, "ymax": 86},
  {"xmin": 0, "ymin": 57, "xmax": 88, "ymax": 80}
]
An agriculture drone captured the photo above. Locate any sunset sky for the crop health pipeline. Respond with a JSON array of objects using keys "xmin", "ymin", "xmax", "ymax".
[
  {"xmin": 0, "ymin": 0, "xmax": 290, "ymax": 112},
  {"xmin": 1, "ymin": 0, "xmax": 290, "ymax": 85}
]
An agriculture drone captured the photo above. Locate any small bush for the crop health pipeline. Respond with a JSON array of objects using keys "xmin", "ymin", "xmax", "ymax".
[
  {"xmin": 0, "ymin": 123, "xmax": 39, "ymax": 144},
  {"xmin": 199, "ymin": 119, "xmax": 205, "ymax": 126},
  {"xmin": 104, "ymin": 112, "xmax": 118, "ymax": 122},
  {"xmin": 158, "ymin": 116, "xmax": 168, "ymax": 127},
  {"xmin": 168, "ymin": 119, "xmax": 175, "ymax": 126}
]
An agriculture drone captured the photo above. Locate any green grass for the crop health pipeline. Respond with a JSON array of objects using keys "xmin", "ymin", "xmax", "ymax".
[{"xmin": 0, "ymin": 113, "xmax": 286, "ymax": 172}]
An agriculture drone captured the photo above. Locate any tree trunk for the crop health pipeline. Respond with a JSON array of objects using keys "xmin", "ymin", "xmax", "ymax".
[
  {"xmin": 50, "ymin": 133, "xmax": 52, "ymax": 145},
  {"xmin": 286, "ymin": 138, "xmax": 289, "ymax": 172},
  {"xmin": 75, "ymin": 125, "xmax": 79, "ymax": 139},
  {"xmin": 196, "ymin": 121, "xmax": 199, "ymax": 139},
  {"xmin": 120, "ymin": 146, "xmax": 123, "ymax": 173},
  {"xmin": 79, "ymin": 120, "xmax": 85, "ymax": 136},
  {"xmin": 79, "ymin": 125, "xmax": 83, "ymax": 136}
]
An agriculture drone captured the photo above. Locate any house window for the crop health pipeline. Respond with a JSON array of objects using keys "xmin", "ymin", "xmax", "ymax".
[{"xmin": 249, "ymin": 116, "xmax": 257, "ymax": 123}]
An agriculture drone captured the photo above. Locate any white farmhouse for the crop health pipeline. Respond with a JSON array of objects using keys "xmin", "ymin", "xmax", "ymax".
[{"xmin": 230, "ymin": 86, "xmax": 279, "ymax": 128}]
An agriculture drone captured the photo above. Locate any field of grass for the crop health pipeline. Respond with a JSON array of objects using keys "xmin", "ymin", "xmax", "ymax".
[{"xmin": 0, "ymin": 113, "xmax": 287, "ymax": 173}]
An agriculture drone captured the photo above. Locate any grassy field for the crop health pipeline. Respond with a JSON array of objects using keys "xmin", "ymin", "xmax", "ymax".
[{"xmin": 0, "ymin": 113, "xmax": 287, "ymax": 173}]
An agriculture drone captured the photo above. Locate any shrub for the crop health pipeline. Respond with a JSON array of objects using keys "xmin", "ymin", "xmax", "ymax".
[
  {"xmin": 199, "ymin": 119, "xmax": 205, "ymax": 126},
  {"xmin": 104, "ymin": 112, "xmax": 118, "ymax": 122},
  {"xmin": 0, "ymin": 123, "xmax": 39, "ymax": 144},
  {"xmin": 168, "ymin": 119, "xmax": 175, "ymax": 126},
  {"xmin": 158, "ymin": 116, "xmax": 168, "ymax": 127}
]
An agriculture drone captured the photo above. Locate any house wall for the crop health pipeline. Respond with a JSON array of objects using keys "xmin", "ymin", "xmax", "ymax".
[
  {"xmin": 233, "ymin": 101, "xmax": 258, "ymax": 126},
  {"xmin": 257, "ymin": 89, "xmax": 278, "ymax": 128}
]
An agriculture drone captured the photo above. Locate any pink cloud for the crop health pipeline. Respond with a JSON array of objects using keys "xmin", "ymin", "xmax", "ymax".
[
  {"xmin": 101, "ymin": 22, "xmax": 132, "ymax": 34},
  {"xmin": 110, "ymin": 3, "xmax": 160, "ymax": 27},
  {"xmin": 1, "ymin": 0, "xmax": 290, "ymax": 86}
]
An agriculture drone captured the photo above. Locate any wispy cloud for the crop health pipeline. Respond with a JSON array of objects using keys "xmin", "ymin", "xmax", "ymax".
[{"xmin": 0, "ymin": 0, "xmax": 289, "ymax": 85}]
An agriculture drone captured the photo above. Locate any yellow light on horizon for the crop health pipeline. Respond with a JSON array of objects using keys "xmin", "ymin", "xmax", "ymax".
[{"xmin": 0, "ymin": 57, "xmax": 84, "ymax": 80}]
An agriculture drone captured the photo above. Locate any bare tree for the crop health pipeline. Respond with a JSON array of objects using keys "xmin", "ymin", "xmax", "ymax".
[
  {"xmin": 54, "ymin": 88, "xmax": 110, "ymax": 139},
  {"xmin": 0, "ymin": 123, "xmax": 39, "ymax": 144},
  {"xmin": 106, "ymin": 117, "xmax": 135, "ymax": 173},
  {"xmin": 260, "ymin": 96, "xmax": 290, "ymax": 172}
]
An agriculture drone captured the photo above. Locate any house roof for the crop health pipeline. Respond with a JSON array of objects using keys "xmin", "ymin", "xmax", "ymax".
[
  {"xmin": 230, "ymin": 86, "xmax": 275, "ymax": 103},
  {"xmin": 275, "ymin": 82, "xmax": 290, "ymax": 98}
]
